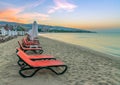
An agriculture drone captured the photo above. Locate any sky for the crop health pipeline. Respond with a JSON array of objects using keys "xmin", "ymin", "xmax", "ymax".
[{"xmin": 0, "ymin": 0, "xmax": 120, "ymax": 30}]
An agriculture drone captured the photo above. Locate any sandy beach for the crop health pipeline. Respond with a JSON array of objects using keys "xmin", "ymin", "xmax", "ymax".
[{"xmin": 0, "ymin": 36, "xmax": 120, "ymax": 85}]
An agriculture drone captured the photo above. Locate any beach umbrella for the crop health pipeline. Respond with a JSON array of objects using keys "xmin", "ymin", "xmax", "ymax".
[
  {"xmin": 28, "ymin": 21, "xmax": 38, "ymax": 40},
  {"xmin": 8, "ymin": 30, "xmax": 12, "ymax": 36}
]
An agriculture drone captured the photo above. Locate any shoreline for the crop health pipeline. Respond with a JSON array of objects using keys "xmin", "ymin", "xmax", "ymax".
[{"xmin": 0, "ymin": 36, "xmax": 120, "ymax": 85}]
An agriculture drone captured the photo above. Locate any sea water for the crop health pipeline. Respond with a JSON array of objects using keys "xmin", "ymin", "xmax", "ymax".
[{"xmin": 39, "ymin": 32, "xmax": 120, "ymax": 57}]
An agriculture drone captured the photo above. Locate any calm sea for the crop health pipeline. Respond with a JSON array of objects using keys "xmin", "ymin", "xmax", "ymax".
[{"xmin": 39, "ymin": 33, "xmax": 120, "ymax": 57}]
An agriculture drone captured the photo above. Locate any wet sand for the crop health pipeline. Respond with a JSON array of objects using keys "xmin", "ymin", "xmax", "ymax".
[{"xmin": 0, "ymin": 36, "xmax": 120, "ymax": 85}]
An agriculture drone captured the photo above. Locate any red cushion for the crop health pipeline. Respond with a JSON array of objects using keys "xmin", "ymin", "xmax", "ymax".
[
  {"xmin": 17, "ymin": 50, "xmax": 64, "ymax": 67},
  {"xmin": 17, "ymin": 48, "xmax": 53, "ymax": 59}
]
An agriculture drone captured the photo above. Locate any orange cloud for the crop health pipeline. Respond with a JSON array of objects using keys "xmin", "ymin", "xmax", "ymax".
[
  {"xmin": 0, "ymin": 8, "xmax": 49, "ymax": 23},
  {"xmin": 18, "ymin": 12, "xmax": 49, "ymax": 21},
  {"xmin": 0, "ymin": 8, "xmax": 26, "ymax": 23}
]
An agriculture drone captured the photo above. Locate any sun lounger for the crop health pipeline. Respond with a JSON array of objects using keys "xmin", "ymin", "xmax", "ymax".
[
  {"xmin": 18, "ymin": 41, "xmax": 43, "ymax": 54},
  {"xmin": 16, "ymin": 48, "xmax": 56, "ymax": 61},
  {"xmin": 22, "ymin": 38, "xmax": 41, "ymax": 48},
  {"xmin": 16, "ymin": 49, "xmax": 67, "ymax": 78}
]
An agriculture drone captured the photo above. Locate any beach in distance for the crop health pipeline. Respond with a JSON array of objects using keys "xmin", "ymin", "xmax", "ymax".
[{"xmin": 0, "ymin": 36, "xmax": 120, "ymax": 85}]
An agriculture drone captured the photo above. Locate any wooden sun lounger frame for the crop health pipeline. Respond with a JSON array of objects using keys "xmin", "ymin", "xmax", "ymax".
[
  {"xmin": 18, "ymin": 41, "xmax": 43, "ymax": 54},
  {"xmin": 16, "ymin": 49, "xmax": 67, "ymax": 78}
]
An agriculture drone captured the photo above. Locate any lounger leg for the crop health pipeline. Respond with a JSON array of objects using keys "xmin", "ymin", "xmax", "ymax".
[
  {"xmin": 19, "ymin": 65, "xmax": 67, "ymax": 77},
  {"xmin": 47, "ymin": 65, "xmax": 68, "ymax": 75},
  {"xmin": 33, "ymin": 49, "xmax": 44, "ymax": 54},
  {"xmin": 16, "ymin": 49, "xmax": 18, "ymax": 53},
  {"xmin": 24, "ymin": 50, "xmax": 27, "ymax": 52},
  {"xmin": 17, "ymin": 60, "xmax": 23, "ymax": 66},
  {"xmin": 17, "ymin": 59, "xmax": 27, "ymax": 68},
  {"xmin": 39, "ymin": 50, "xmax": 44, "ymax": 54},
  {"xmin": 19, "ymin": 67, "xmax": 41, "ymax": 78}
]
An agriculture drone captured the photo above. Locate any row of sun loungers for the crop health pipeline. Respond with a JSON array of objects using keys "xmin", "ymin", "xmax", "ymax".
[
  {"xmin": 17, "ymin": 36, "xmax": 43, "ymax": 54},
  {"xmin": 16, "ymin": 36, "xmax": 67, "ymax": 78},
  {"xmin": 0, "ymin": 35, "xmax": 17, "ymax": 43},
  {"xmin": 18, "ymin": 41, "xmax": 43, "ymax": 54}
]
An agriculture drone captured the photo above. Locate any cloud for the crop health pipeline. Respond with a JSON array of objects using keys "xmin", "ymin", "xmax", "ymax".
[
  {"xmin": 48, "ymin": 0, "xmax": 77, "ymax": 14},
  {"xmin": 0, "ymin": 8, "xmax": 49, "ymax": 23},
  {"xmin": 18, "ymin": 12, "xmax": 49, "ymax": 22},
  {"xmin": 0, "ymin": 8, "xmax": 24, "ymax": 23},
  {"xmin": 0, "ymin": 0, "xmax": 50, "ymax": 23},
  {"xmin": 0, "ymin": 0, "xmax": 77, "ymax": 23}
]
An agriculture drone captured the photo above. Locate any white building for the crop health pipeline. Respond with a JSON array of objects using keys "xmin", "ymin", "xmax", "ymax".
[{"xmin": 0, "ymin": 27, "xmax": 8, "ymax": 36}]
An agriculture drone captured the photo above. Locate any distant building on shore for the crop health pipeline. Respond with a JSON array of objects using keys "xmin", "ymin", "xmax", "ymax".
[{"xmin": 0, "ymin": 24, "xmax": 27, "ymax": 36}]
